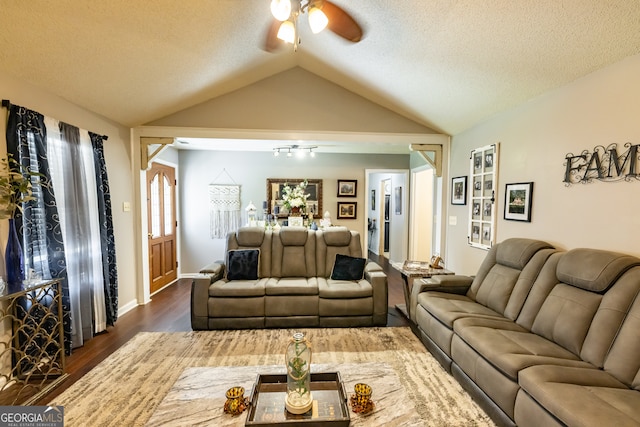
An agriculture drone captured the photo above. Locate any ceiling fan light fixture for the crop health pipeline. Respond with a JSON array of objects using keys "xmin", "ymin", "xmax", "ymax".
[
  {"xmin": 308, "ymin": 6, "xmax": 328, "ymax": 33},
  {"xmin": 277, "ymin": 20, "xmax": 296, "ymax": 44},
  {"xmin": 270, "ymin": 0, "xmax": 292, "ymax": 21}
]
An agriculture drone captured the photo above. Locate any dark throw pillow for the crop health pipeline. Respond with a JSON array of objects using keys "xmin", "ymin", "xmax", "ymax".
[
  {"xmin": 226, "ymin": 249, "xmax": 260, "ymax": 280},
  {"xmin": 331, "ymin": 254, "xmax": 366, "ymax": 281}
]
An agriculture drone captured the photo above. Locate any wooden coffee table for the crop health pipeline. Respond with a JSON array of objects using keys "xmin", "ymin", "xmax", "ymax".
[{"xmin": 145, "ymin": 362, "xmax": 421, "ymax": 426}]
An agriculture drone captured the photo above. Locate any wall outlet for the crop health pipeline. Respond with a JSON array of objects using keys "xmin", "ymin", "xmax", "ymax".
[{"xmin": 448, "ymin": 216, "xmax": 457, "ymax": 225}]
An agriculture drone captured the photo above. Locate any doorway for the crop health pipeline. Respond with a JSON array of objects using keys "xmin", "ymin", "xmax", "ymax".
[
  {"xmin": 146, "ymin": 162, "xmax": 178, "ymax": 294},
  {"xmin": 409, "ymin": 167, "xmax": 434, "ymax": 261}
]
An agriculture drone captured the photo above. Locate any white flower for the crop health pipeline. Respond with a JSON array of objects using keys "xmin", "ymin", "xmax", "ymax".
[{"xmin": 281, "ymin": 180, "xmax": 310, "ymax": 213}]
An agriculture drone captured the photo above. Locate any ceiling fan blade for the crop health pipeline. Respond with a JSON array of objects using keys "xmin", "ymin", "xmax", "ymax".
[
  {"xmin": 322, "ymin": 1, "xmax": 363, "ymax": 43},
  {"xmin": 264, "ymin": 18, "xmax": 284, "ymax": 52}
]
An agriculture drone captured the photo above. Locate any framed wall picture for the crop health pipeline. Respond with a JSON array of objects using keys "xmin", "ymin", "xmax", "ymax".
[
  {"xmin": 371, "ymin": 189, "xmax": 376, "ymax": 210},
  {"xmin": 451, "ymin": 176, "xmax": 467, "ymax": 205},
  {"xmin": 468, "ymin": 143, "xmax": 499, "ymax": 250},
  {"xmin": 504, "ymin": 182, "xmax": 533, "ymax": 222},
  {"xmin": 394, "ymin": 187, "xmax": 402, "ymax": 215},
  {"xmin": 337, "ymin": 202, "xmax": 357, "ymax": 219},
  {"xmin": 337, "ymin": 179, "xmax": 357, "ymax": 197}
]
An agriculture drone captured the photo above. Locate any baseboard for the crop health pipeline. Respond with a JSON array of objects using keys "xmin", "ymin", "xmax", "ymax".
[{"xmin": 118, "ymin": 299, "xmax": 139, "ymax": 317}]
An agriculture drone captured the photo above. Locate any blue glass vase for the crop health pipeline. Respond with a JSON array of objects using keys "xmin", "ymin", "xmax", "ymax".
[{"xmin": 5, "ymin": 218, "xmax": 24, "ymax": 294}]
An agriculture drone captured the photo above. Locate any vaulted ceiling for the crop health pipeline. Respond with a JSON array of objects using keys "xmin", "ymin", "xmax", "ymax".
[{"xmin": 1, "ymin": 1, "xmax": 639, "ymax": 136}]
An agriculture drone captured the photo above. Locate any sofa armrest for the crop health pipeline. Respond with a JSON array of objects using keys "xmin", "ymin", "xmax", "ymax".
[
  {"xmin": 409, "ymin": 275, "xmax": 473, "ymax": 322},
  {"xmin": 191, "ymin": 275, "xmax": 212, "ymax": 330},
  {"xmin": 422, "ymin": 275, "xmax": 474, "ymax": 291},
  {"xmin": 365, "ymin": 261, "xmax": 383, "ymax": 273},
  {"xmin": 199, "ymin": 261, "xmax": 225, "ymax": 282},
  {"xmin": 365, "ymin": 263, "xmax": 388, "ymax": 326}
]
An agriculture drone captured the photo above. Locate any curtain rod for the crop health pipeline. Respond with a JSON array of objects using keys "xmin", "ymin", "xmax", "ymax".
[{"xmin": 1, "ymin": 98, "xmax": 108, "ymax": 141}]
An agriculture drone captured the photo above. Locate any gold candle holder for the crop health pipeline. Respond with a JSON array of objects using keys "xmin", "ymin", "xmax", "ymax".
[
  {"xmin": 224, "ymin": 386, "xmax": 248, "ymax": 416},
  {"xmin": 350, "ymin": 383, "xmax": 375, "ymax": 414}
]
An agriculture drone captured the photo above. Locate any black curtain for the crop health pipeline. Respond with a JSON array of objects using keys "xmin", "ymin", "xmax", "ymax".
[
  {"xmin": 89, "ymin": 132, "xmax": 118, "ymax": 325},
  {"xmin": 6, "ymin": 104, "xmax": 72, "ymax": 355}
]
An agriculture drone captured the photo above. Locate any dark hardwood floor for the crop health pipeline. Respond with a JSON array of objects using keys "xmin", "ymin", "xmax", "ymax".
[{"xmin": 38, "ymin": 252, "xmax": 408, "ymax": 404}]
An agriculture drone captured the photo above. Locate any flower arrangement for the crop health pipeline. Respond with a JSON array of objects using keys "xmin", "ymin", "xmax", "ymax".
[
  {"xmin": 0, "ymin": 155, "xmax": 43, "ymax": 220},
  {"xmin": 281, "ymin": 180, "xmax": 309, "ymax": 215}
]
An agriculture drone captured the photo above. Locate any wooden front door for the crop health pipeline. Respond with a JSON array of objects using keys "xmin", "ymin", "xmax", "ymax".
[{"xmin": 147, "ymin": 162, "xmax": 177, "ymax": 294}]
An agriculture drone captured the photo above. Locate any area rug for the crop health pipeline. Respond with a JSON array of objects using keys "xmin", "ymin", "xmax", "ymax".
[{"xmin": 48, "ymin": 327, "xmax": 495, "ymax": 426}]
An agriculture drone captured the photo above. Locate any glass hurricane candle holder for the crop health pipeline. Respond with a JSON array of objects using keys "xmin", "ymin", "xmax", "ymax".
[{"xmin": 285, "ymin": 332, "xmax": 313, "ymax": 414}]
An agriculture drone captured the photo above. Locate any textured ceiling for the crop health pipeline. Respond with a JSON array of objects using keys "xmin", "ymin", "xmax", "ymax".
[{"xmin": 1, "ymin": 0, "xmax": 639, "ymax": 136}]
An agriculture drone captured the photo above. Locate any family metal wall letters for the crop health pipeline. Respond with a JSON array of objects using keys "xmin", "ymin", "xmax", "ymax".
[{"xmin": 564, "ymin": 143, "xmax": 639, "ymax": 185}]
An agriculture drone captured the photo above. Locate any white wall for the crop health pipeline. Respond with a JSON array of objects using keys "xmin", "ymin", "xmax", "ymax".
[
  {"xmin": 446, "ymin": 53, "xmax": 640, "ymax": 275},
  {"xmin": 0, "ymin": 70, "xmax": 138, "ymax": 315},
  {"xmin": 179, "ymin": 150, "xmax": 409, "ymax": 272}
]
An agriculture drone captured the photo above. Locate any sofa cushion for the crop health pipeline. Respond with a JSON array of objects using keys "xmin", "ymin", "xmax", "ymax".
[
  {"xmin": 279, "ymin": 227, "xmax": 309, "ymax": 245},
  {"xmin": 322, "ymin": 227, "xmax": 353, "ymax": 246},
  {"xmin": 209, "ymin": 278, "xmax": 266, "ymax": 297},
  {"xmin": 454, "ymin": 316, "xmax": 592, "ymax": 380},
  {"xmin": 556, "ymin": 248, "xmax": 640, "ymax": 292},
  {"xmin": 531, "ymin": 283, "xmax": 602, "ymax": 356},
  {"xmin": 331, "ymin": 254, "xmax": 366, "ymax": 281},
  {"xmin": 517, "ymin": 365, "xmax": 640, "ymax": 427},
  {"xmin": 318, "ymin": 277, "xmax": 372, "ymax": 298},
  {"xmin": 496, "ymin": 238, "xmax": 555, "ymax": 270},
  {"xmin": 235, "ymin": 227, "xmax": 266, "ymax": 247},
  {"xmin": 226, "ymin": 249, "xmax": 260, "ymax": 280},
  {"xmin": 265, "ymin": 277, "xmax": 319, "ymax": 295},
  {"xmin": 418, "ymin": 292, "xmax": 504, "ymax": 328}
]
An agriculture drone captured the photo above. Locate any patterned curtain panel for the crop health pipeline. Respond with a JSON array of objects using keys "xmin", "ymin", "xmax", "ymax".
[
  {"xmin": 89, "ymin": 132, "xmax": 118, "ymax": 326},
  {"xmin": 5, "ymin": 104, "xmax": 72, "ymax": 354},
  {"xmin": 5, "ymin": 103, "xmax": 118, "ymax": 352},
  {"xmin": 210, "ymin": 184, "xmax": 241, "ymax": 238}
]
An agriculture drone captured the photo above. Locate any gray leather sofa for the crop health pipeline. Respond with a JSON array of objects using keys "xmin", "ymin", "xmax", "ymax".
[
  {"xmin": 413, "ymin": 238, "xmax": 640, "ymax": 427},
  {"xmin": 191, "ymin": 226, "xmax": 388, "ymax": 330}
]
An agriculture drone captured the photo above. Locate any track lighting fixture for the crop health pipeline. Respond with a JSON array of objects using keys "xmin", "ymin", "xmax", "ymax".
[{"xmin": 273, "ymin": 145, "xmax": 318, "ymax": 158}]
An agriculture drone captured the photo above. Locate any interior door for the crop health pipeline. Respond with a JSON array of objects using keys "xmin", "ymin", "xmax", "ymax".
[{"xmin": 147, "ymin": 162, "xmax": 177, "ymax": 294}]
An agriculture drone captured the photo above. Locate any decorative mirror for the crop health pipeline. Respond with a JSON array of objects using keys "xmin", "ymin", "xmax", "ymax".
[{"xmin": 266, "ymin": 178, "xmax": 323, "ymax": 219}]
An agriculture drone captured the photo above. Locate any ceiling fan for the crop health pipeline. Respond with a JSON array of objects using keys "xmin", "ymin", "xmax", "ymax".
[{"xmin": 265, "ymin": 0, "xmax": 364, "ymax": 52}]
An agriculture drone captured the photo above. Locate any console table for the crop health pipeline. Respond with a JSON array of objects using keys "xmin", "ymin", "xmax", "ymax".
[
  {"xmin": 0, "ymin": 280, "xmax": 68, "ymax": 405},
  {"xmin": 391, "ymin": 261, "xmax": 454, "ymax": 323}
]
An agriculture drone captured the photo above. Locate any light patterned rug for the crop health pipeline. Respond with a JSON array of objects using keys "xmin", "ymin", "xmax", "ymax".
[{"xmin": 48, "ymin": 327, "xmax": 495, "ymax": 426}]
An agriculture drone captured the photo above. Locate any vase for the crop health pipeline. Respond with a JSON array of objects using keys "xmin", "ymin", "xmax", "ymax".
[
  {"xmin": 5, "ymin": 218, "xmax": 24, "ymax": 294},
  {"xmin": 285, "ymin": 332, "xmax": 313, "ymax": 414},
  {"xmin": 290, "ymin": 206, "xmax": 301, "ymax": 216}
]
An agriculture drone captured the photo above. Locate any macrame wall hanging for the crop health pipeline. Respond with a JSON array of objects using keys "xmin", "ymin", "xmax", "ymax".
[{"xmin": 209, "ymin": 169, "xmax": 241, "ymax": 239}]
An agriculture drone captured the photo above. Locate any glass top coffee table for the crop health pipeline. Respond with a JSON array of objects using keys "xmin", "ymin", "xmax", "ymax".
[{"xmin": 145, "ymin": 362, "xmax": 422, "ymax": 426}]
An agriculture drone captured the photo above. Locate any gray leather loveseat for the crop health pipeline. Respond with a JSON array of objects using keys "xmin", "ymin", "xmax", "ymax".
[
  {"xmin": 412, "ymin": 238, "xmax": 640, "ymax": 427},
  {"xmin": 191, "ymin": 226, "xmax": 388, "ymax": 330}
]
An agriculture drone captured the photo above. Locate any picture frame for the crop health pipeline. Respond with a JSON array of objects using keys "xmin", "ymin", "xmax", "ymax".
[
  {"xmin": 337, "ymin": 179, "xmax": 357, "ymax": 197},
  {"xmin": 504, "ymin": 182, "xmax": 533, "ymax": 222},
  {"xmin": 337, "ymin": 202, "xmax": 357, "ymax": 219},
  {"xmin": 451, "ymin": 176, "xmax": 467, "ymax": 205},
  {"xmin": 468, "ymin": 143, "xmax": 499, "ymax": 250},
  {"xmin": 371, "ymin": 189, "xmax": 376, "ymax": 210},
  {"xmin": 266, "ymin": 178, "xmax": 323, "ymax": 219},
  {"xmin": 394, "ymin": 186, "xmax": 402, "ymax": 215}
]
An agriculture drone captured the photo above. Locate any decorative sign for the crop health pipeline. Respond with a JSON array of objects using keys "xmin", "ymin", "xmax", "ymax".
[{"xmin": 564, "ymin": 143, "xmax": 639, "ymax": 185}]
